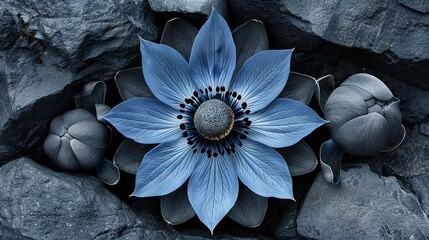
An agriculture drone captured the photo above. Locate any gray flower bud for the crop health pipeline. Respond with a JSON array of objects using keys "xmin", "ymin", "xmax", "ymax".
[
  {"xmin": 44, "ymin": 109, "xmax": 109, "ymax": 170},
  {"xmin": 324, "ymin": 73, "xmax": 404, "ymax": 157}
]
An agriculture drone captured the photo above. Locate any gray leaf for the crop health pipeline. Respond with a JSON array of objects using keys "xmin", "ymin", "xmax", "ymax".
[
  {"xmin": 74, "ymin": 81, "xmax": 107, "ymax": 115},
  {"xmin": 113, "ymin": 139, "xmax": 156, "ymax": 174},
  {"xmin": 161, "ymin": 183, "xmax": 195, "ymax": 225},
  {"xmin": 95, "ymin": 104, "xmax": 111, "ymax": 124},
  {"xmin": 277, "ymin": 140, "xmax": 318, "ymax": 176},
  {"xmin": 232, "ymin": 19, "xmax": 268, "ymax": 83},
  {"xmin": 114, "ymin": 67, "xmax": 154, "ymax": 101},
  {"xmin": 320, "ymin": 139, "xmax": 343, "ymax": 184},
  {"xmin": 160, "ymin": 18, "xmax": 198, "ymax": 61},
  {"xmin": 228, "ymin": 184, "xmax": 268, "ymax": 227},
  {"xmin": 279, "ymin": 72, "xmax": 316, "ymax": 105},
  {"xmin": 96, "ymin": 159, "xmax": 120, "ymax": 185},
  {"xmin": 333, "ymin": 112, "xmax": 390, "ymax": 157},
  {"xmin": 315, "ymin": 75, "xmax": 334, "ymax": 112}
]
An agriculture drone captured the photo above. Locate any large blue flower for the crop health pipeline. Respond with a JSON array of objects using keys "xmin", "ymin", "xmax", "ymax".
[{"xmin": 105, "ymin": 10, "xmax": 325, "ymax": 232}]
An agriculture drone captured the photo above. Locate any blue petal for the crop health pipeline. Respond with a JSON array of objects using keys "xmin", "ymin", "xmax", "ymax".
[
  {"xmin": 104, "ymin": 98, "xmax": 182, "ymax": 144},
  {"xmin": 233, "ymin": 139, "xmax": 294, "ymax": 199},
  {"xmin": 188, "ymin": 153, "xmax": 239, "ymax": 233},
  {"xmin": 248, "ymin": 98, "xmax": 326, "ymax": 148},
  {"xmin": 189, "ymin": 10, "xmax": 236, "ymax": 91},
  {"xmin": 140, "ymin": 37, "xmax": 196, "ymax": 107},
  {"xmin": 132, "ymin": 139, "xmax": 197, "ymax": 197},
  {"xmin": 229, "ymin": 49, "xmax": 293, "ymax": 112}
]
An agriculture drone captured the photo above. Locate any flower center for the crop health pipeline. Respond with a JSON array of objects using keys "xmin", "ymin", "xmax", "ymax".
[{"xmin": 194, "ymin": 99, "xmax": 234, "ymax": 141}]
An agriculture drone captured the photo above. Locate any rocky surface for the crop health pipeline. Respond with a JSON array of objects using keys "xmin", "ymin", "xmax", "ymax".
[
  {"xmin": 148, "ymin": 0, "xmax": 228, "ymax": 18},
  {"xmin": 297, "ymin": 164, "xmax": 429, "ymax": 239},
  {"xmin": 0, "ymin": 157, "xmax": 272, "ymax": 239},
  {"xmin": 228, "ymin": 0, "xmax": 429, "ymax": 91},
  {"xmin": 0, "ymin": 0, "xmax": 160, "ymax": 163}
]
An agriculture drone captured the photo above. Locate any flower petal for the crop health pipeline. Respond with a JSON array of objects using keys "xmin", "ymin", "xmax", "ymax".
[
  {"xmin": 277, "ymin": 140, "xmax": 318, "ymax": 176},
  {"xmin": 248, "ymin": 98, "xmax": 326, "ymax": 148},
  {"xmin": 49, "ymin": 114, "xmax": 66, "ymax": 136},
  {"xmin": 229, "ymin": 49, "xmax": 293, "ymax": 112},
  {"xmin": 233, "ymin": 139, "xmax": 293, "ymax": 199},
  {"xmin": 114, "ymin": 67, "xmax": 154, "ymax": 101},
  {"xmin": 232, "ymin": 19, "xmax": 268, "ymax": 83},
  {"xmin": 342, "ymin": 73, "xmax": 393, "ymax": 101},
  {"xmin": 62, "ymin": 109, "xmax": 95, "ymax": 128},
  {"xmin": 132, "ymin": 139, "xmax": 197, "ymax": 197},
  {"xmin": 44, "ymin": 134, "xmax": 61, "ymax": 163},
  {"xmin": 324, "ymin": 86, "xmax": 368, "ymax": 136},
  {"xmin": 188, "ymin": 153, "xmax": 239, "ymax": 233},
  {"xmin": 278, "ymin": 72, "xmax": 316, "ymax": 105},
  {"xmin": 315, "ymin": 75, "xmax": 335, "ymax": 112},
  {"xmin": 382, "ymin": 101, "xmax": 406, "ymax": 152},
  {"xmin": 161, "ymin": 182, "xmax": 195, "ymax": 225},
  {"xmin": 189, "ymin": 10, "xmax": 236, "ymax": 90},
  {"xmin": 67, "ymin": 120, "xmax": 109, "ymax": 148},
  {"xmin": 319, "ymin": 139, "xmax": 343, "ymax": 184},
  {"xmin": 140, "ymin": 37, "xmax": 195, "ymax": 107},
  {"xmin": 228, "ymin": 184, "xmax": 268, "ymax": 227},
  {"xmin": 69, "ymin": 139, "xmax": 104, "ymax": 170},
  {"xmin": 333, "ymin": 112, "xmax": 390, "ymax": 157},
  {"xmin": 56, "ymin": 138, "xmax": 81, "ymax": 171},
  {"xmin": 113, "ymin": 139, "xmax": 156, "ymax": 174},
  {"xmin": 160, "ymin": 18, "xmax": 198, "ymax": 61},
  {"xmin": 104, "ymin": 98, "xmax": 182, "ymax": 144},
  {"xmin": 96, "ymin": 159, "xmax": 120, "ymax": 185},
  {"xmin": 73, "ymin": 81, "xmax": 106, "ymax": 115}
]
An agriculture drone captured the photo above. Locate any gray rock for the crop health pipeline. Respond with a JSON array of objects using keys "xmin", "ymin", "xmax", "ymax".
[
  {"xmin": 0, "ymin": 9, "xmax": 20, "ymax": 49},
  {"xmin": 0, "ymin": 157, "xmax": 180, "ymax": 239},
  {"xmin": 297, "ymin": 164, "xmax": 429, "ymax": 239},
  {"xmin": 0, "ymin": 0, "xmax": 160, "ymax": 163},
  {"xmin": 229, "ymin": 0, "xmax": 429, "ymax": 90},
  {"xmin": 148, "ymin": 0, "xmax": 228, "ymax": 18},
  {"xmin": 381, "ymin": 126, "xmax": 429, "ymax": 177}
]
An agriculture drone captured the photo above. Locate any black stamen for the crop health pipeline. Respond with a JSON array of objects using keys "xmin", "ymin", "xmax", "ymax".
[
  {"xmin": 243, "ymin": 117, "xmax": 249, "ymax": 122},
  {"xmin": 232, "ymin": 92, "xmax": 237, "ymax": 98},
  {"xmin": 182, "ymin": 132, "xmax": 188, "ymax": 138},
  {"xmin": 221, "ymin": 86, "xmax": 226, "ymax": 92},
  {"xmin": 200, "ymin": 89, "xmax": 204, "ymax": 94},
  {"xmin": 245, "ymin": 110, "xmax": 251, "ymax": 114},
  {"xmin": 180, "ymin": 124, "xmax": 186, "ymax": 130},
  {"xmin": 177, "ymin": 115, "xmax": 183, "ymax": 119},
  {"xmin": 180, "ymin": 109, "xmax": 186, "ymax": 113},
  {"xmin": 213, "ymin": 152, "xmax": 218, "ymax": 157},
  {"xmin": 245, "ymin": 121, "xmax": 252, "ymax": 126},
  {"xmin": 207, "ymin": 150, "xmax": 212, "ymax": 158},
  {"xmin": 237, "ymin": 95, "xmax": 242, "ymax": 100},
  {"xmin": 241, "ymin": 102, "xmax": 247, "ymax": 109},
  {"xmin": 193, "ymin": 91, "xmax": 199, "ymax": 97},
  {"xmin": 193, "ymin": 149, "xmax": 197, "ymax": 153},
  {"xmin": 208, "ymin": 86, "xmax": 213, "ymax": 92},
  {"xmin": 185, "ymin": 98, "xmax": 194, "ymax": 104},
  {"xmin": 225, "ymin": 92, "xmax": 230, "ymax": 98},
  {"xmin": 216, "ymin": 86, "xmax": 220, "ymax": 92},
  {"xmin": 239, "ymin": 134, "xmax": 247, "ymax": 140},
  {"xmin": 187, "ymin": 140, "xmax": 193, "ymax": 145},
  {"xmin": 201, "ymin": 148, "xmax": 206, "ymax": 153},
  {"xmin": 180, "ymin": 104, "xmax": 186, "ymax": 108}
]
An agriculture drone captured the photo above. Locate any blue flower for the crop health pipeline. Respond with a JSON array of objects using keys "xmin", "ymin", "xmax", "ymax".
[{"xmin": 105, "ymin": 10, "xmax": 326, "ymax": 232}]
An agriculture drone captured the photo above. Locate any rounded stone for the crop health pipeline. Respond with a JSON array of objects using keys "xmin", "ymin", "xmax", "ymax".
[{"xmin": 194, "ymin": 99, "xmax": 234, "ymax": 140}]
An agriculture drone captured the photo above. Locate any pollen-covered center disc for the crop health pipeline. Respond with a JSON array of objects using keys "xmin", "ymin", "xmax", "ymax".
[{"xmin": 194, "ymin": 99, "xmax": 234, "ymax": 141}]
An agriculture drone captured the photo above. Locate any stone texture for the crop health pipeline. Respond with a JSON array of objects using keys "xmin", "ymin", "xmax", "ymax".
[
  {"xmin": 297, "ymin": 164, "xmax": 429, "ymax": 239},
  {"xmin": 148, "ymin": 0, "xmax": 228, "ymax": 18},
  {"xmin": 381, "ymin": 126, "xmax": 429, "ymax": 177},
  {"xmin": 0, "ymin": 157, "xmax": 170, "ymax": 239},
  {"xmin": 0, "ymin": 0, "xmax": 160, "ymax": 163},
  {"xmin": 228, "ymin": 0, "xmax": 429, "ymax": 91}
]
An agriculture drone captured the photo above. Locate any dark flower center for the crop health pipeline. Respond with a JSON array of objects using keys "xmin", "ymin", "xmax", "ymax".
[{"xmin": 194, "ymin": 99, "xmax": 234, "ymax": 140}]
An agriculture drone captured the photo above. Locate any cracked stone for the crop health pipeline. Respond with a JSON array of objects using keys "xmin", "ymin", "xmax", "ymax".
[
  {"xmin": 297, "ymin": 164, "xmax": 429, "ymax": 239},
  {"xmin": 0, "ymin": 0, "xmax": 160, "ymax": 164}
]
